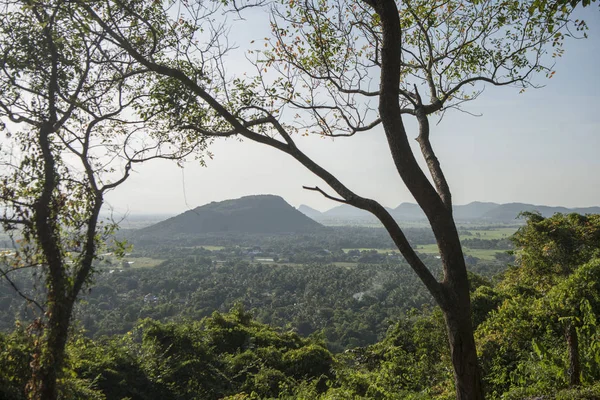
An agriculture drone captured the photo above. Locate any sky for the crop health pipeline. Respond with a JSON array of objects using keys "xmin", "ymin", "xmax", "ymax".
[{"xmin": 104, "ymin": 6, "xmax": 600, "ymax": 215}]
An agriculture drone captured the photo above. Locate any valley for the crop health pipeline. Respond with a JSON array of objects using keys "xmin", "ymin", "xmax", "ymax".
[
  {"xmin": 2, "ymin": 195, "xmax": 599, "ymax": 399},
  {"xmin": 1, "ymin": 195, "xmax": 520, "ymax": 344}
]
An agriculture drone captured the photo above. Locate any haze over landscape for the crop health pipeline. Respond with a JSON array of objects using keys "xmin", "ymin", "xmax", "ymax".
[
  {"xmin": 104, "ymin": 9, "xmax": 600, "ymax": 216},
  {"xmin": 3, "ymin": 2, "xmax": 600, "ymax": 400}
]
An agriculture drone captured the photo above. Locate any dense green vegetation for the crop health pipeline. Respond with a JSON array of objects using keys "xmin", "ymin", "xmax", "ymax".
[
  {"xmin": 1, "ymin": 308, "xmax": 336, "ymax": 400},
  {"xmin": 79, "ymin": 260, "xmax": 441, "ymax": 351},
  {"xmin": 3, "ymin": 216, "xmax": 600, "ymax": 399},
  {"xmin": 1, "ymin": 0, "xmax": 595, "ymax": 395},
  {"xmin": 2, "ymin": 275, "xmax": 600, "ymax": 400},
  {"xmin": 2, "ymin": 224, "xmax": 512, "ymax": 351},
  {"xmin": 477, "ymin": 213, "xmax": 600, "ymax": 397},
  {"xmin": 3, "ymin": 255, "xmax": 441, "ymax": 351}
]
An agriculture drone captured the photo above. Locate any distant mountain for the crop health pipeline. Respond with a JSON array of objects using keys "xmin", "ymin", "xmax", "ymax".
[
  {"xmin": 311, "ymin": 200, "xmax": 600, "ymax": 224},
  {"xmin": 138, "ymin": 195, "xmax": 324, "ymax": 237},
  {"xmin": 453, "ymin": 202, "xmax": 500, "ymax": 221},
  {"xmin": 297, "ymin": 205, "xmax": 323, "ymax": 219},
  {"xmin": 389, "ymin": 201, "xmax": 502, "ymax": 221},
  {"xmin": 480, "ymin": 203, "xmax": 550, "ymax": 222},
  {"xmin": 385, "ymin": 201, "xmax": 600, "ymax": 223},
  {"xmin": 322, "ymin": 204, "xmax": 372, "ymax": 219},
  {"xmin": 480, "ymin": 203, "xmax": 600, "ymax": 222},
  {"xmin": 573, "ymin": 206, "xmax": 600, "ymax": 215},
  {"xmin": 391, "ymin": 203, "xmax": 427, "ymax": 220}
]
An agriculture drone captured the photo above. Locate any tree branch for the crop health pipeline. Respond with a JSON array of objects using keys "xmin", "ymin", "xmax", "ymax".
[
  {"xmin": 0, "ymin": 267, "xmax": 45, "ymax": 313},
  {"xmin": 302, "ymin": 186, "xmax": 349, "ymax": 204}
]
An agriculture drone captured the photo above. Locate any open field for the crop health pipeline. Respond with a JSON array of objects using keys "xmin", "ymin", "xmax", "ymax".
[
  {"xmin": 263, "ymin": 261, "xmax": 359, "ymax": 268},
  {"xmin": 99, "ymin": 256, "xmax": 166, "ymax": 269},
  {"xmin": 338, "ymin": 226, "xmax": 515, "ymax": 261},
  {"xmin": 342, "ymin": 248, "xmax": 398, "ymax": 254},
  {"xmin": 125, "ymin": 257, "xmax": 166, "ymax": 268},
  {"xmin": 414, "ymin": 244, "xmax": 503, "ymax": 261},
  {"xmin": 460, "ymin": 227, "xmax": 518, "ymax": 239},
  {"xmin": 201, "ymin": 245, "xmax": 226, "ymax": 251},
  {"xmin": 179, "ymin": 245, "xmax": 226, "ymax": 251}
]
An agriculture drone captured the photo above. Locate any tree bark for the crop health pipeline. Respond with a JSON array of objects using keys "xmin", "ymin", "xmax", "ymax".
[
  {"xmin": 26, "ymin": 117, "xmax": 74, "ymax": 400},
  {"xmin": 371, "ymin": 0, "xmax": 484, "ymax": 398},
  {"xmin": 566, "ymin": 323, "xmax": 581, "ymax": 386},
  {"xmin": 441, "ymin": 286, "xmax": 485, "ymax": 399},
  {"xmin": 30, "ymin": 296, "xmax": 75, "ymax": 400}
]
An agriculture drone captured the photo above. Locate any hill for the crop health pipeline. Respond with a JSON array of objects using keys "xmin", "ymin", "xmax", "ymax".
[
  {"xmin": 137, "ymin": 195, "xmax": 324, "ymax": 238},
  {"xmin": 391, "ymin": 203, "xmax": 427, "ymax": 220},
  {"xmin": 297, "ymin": 204, "xmax": 323, "ymax": 219},
  {"xmin": 480, "ymin": 203, "xmax": 600, "ymax": 222},
  {"xmin": 322, "ymin": 204, "xmax": 372, "ymax": 218},
  {"xmin": 300, "ymin": 201, "xmax": 600, "ymax": 224},
  {"xmin": 452, "ymin": 202, "xmax": 500, "ymax": 221}
]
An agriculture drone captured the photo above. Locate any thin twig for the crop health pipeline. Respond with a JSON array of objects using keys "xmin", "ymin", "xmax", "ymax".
[
  {"xmin": 302, "ymin": 186, "xmax": 349, "ymax": 204},
  {"xmin": 0, "ymin": 268, "xmax": 45, "ymax": 313}
]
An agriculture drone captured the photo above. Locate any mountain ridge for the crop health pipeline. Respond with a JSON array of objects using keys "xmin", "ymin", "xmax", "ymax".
[{"xmin": 297, "ymin": 201, "xmax": 600, "ymax": 223}]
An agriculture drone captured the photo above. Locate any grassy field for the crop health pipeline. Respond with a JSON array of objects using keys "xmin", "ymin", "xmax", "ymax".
[
  {"xmin": 342, "ymin": 248, "xmax": 398, "ymax": 254},
  {"xmin": 338, "ymin": 226, "xmax": 516, "ymax": 261},
  {"xmin": 180, "ymin": 245, "xmax": 226, "ymax": 251},
  {"xmin": 258, "ymin": 261, "xmax": 387, "ymax": 269},
  {"xmin": 413, "ymin": 244, "xmax": 503, "ymax": 261},
  {"xmin": 201, "ymin": 245, "xmax": 226, "ymax": 251},
  {"xmin": 100, "ymin": 256, "xmax": 166, "ymax": 269},
  {"xmin": 125, "ymin": 257, "xmax": 166, "ymax": 268},
  {"xmin": 333, "ymin": 226, "xmax": 517, "ymax": 262},
  {"xmin": 460, "ymin": 227, "xmax": 518, "ymax": 240}
]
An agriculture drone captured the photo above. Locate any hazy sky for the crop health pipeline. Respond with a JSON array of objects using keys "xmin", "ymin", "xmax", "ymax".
[{"xmin": 105, "ymin": 7, "xmax": 600, "ymax": 215}]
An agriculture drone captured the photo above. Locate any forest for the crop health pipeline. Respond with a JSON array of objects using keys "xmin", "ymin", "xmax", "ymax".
[
  {"xmin": 2, "ymin": 221, "xmax": 511, "ymax": 350},
  {"xmin": 2, "ymin": 214, "xmax": 600, "ymax": 399},
  {"xmin": 0, "ymin": 0, "xmax": 599, "ymax": 399}
]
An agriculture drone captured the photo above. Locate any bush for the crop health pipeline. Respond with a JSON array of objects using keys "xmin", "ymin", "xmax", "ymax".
[{"xmin": 283, "ymin": 344, "xmax": 333, "ymax": 379}]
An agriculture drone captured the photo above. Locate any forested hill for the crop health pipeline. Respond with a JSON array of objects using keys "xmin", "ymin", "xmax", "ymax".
[{"xmin": 135, "ymin": 195, "xmax": 324, "ymax": 239}]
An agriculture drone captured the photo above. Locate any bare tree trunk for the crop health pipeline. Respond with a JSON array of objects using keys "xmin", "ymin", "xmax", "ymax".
[
  {"xmin": 441, "ymin": 288, "xmax": 485, "ymax": 399},
  {"xmin": 25, "ymin": 119, "xmax": 70, "ymax": 400},
  {"xmin": 372, "ymin": 0, "xmax": 484, "ymax": 396},
  {"xmin": 566, "ymin": 323, "xmax": 581, "ymax": 386},
  {"xmin": 30, "ymin": 296, "xmax": 74, "ymax": 400}
]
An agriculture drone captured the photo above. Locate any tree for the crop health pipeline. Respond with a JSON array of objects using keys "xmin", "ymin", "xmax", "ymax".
[
  {"xmin": 543, "ymin": 258, "xmax": 600, "ymax": 387},
  {"xmin": 506, "ymin": 213, "xmax": 600, "ymax": 386},
  {"xmin": 476, "ymin": 214, "xmax": 600, "ymax": 395},
  {"xmin": 77, "ymin": 0, "xmax": 587, "ymax": 398},
  {"xmin": 0, "ymin": 1, "xmax": 203, "ymax": 398}
]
